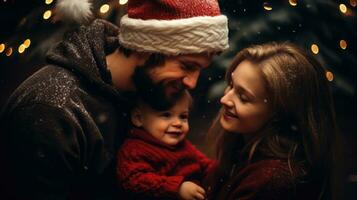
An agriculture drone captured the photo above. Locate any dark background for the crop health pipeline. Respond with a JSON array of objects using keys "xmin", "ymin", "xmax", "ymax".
[{"xmin": 1, "ymin": 0, "xmax": 356, "ymax": 198}]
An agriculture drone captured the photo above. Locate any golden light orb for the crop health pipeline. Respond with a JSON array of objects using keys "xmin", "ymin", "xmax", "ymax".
[
  {"xmin": 339, "ymin": 4, "xmax": 348, "ymax": 14},
  {"xmin": 45, "ymin": 0, "xmax": 53, "ymax": 5},
  {"xmin": 100, "ymin": 4, "xmax": 110, "ymax": 14},
  {"xmin": 5, "ymin": 47, "xmax": 13, "ymax": 56},
  {"xmin": 325, "ymin": 71, "xmax": 334, "ymax": 82},
  {"xmin": 18, "ymin": 44, "xmax": 26, "ymax": 54},
  {"xmin": 0, "ymin": 43, "xmax": 5, "ymax": 53},
  {"xmin": 119, "ymin": 0, "xmax": 128, "ymax": 5},
  {"xmin": 339, "ymin": 39, "xmax": 347, "ymax": 50},
  {"xmin": 311, "ymin": 44, "xmax": 319, "ymax": 54},
  {"xmin": 23, "ymin": 39, "xmax": 31, "ymax": 48},
  {"xmin": 263, "ymin": 2, "xmax": 273, "ymax": 11},
  {"xmin": 43, "ymin": 10, "xmax": 52, "ymax": 20},
  {"xmin": 289, "ymin": 0, "xmax": 297, "ymax": 6}
]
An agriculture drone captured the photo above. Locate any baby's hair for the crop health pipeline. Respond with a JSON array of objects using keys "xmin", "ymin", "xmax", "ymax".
[
  {"xmin": 129, "ymin": 90, "xmax": 193, "ymax": 129},
  {"xmin": 134, "ymin": 90, "xmax": 193, "ymax": 111}
]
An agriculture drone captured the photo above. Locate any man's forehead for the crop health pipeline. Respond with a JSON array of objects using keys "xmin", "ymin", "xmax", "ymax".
[{"xmin": 175, "ymin": 53, "xmax": 213, "ymax": 66}]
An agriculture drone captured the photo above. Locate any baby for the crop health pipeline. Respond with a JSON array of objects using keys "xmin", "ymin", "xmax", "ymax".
[{"xmin": 117, "ymin": 91, "xmax": 213, "ymax": 200}]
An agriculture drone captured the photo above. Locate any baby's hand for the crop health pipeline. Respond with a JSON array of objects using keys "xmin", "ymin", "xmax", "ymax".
[{"xmin": 178, "ymin": 181, "xmax": 206, "ymax": 200}]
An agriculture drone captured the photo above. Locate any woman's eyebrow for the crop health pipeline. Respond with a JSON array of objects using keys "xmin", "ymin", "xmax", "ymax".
[{"xmin": 232, "ymin": 80, "xmax": 257, "ymax": 99}]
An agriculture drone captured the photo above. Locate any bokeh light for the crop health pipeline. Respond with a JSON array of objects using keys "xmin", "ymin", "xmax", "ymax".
[
  {"xmin": 119, "ymin": 0, "xmax": 128, "ymax": 5},
  {"xmin": 43, "ymin": 10, "xmax": 52, "ymax": 20},
  {"xmin": 23, "ymin": 39, "xmax": 31, "ymax": 48},
  {"xmin": 100, "ymin": 4, "xmax": 110, "ymax": 14},
  {"xmin": 263, "ymin": 2, "xmax": 273, "ymax": 11},
  {"xmin": 5, "ymin": 47, "xmax": 13, "ymax": 56},
  {"xmin": 339, "ymin": 4, "xmax": 348, "ymax": 14},
  {"xmin": 0, "ymin": 43, "xmax": 5, "ymax": 53},
  {"xmin": 18, "ymin": 44, "xmax": 26, "ymax": 54},
  {"xmin": 45, "ymin": 0, "xmax": 53, "ymax": 5},
  {"xmin": 340, "ymin": 39, "xmax": 347, "ymax": 50},
  {"xmin": 289, "ymin": 0, "xmax": 297, "ymax": 7},
  {"xmin": 326, "ymin": 71, "xmax": 334, "ymax": 82},
  {"xmin": 311, "ymin": 44, "xmax": 319, "ymax": 54}
]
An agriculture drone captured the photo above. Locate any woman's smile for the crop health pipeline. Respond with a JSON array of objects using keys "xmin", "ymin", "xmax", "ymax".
[{"xmin": 223, "ymin": 109, "xmax": 239, "ymax": 119}]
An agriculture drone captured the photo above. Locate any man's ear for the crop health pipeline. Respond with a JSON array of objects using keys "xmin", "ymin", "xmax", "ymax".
[{"xmin": 131, "ymin": 108, "xmax": 143, "ymax": 127}]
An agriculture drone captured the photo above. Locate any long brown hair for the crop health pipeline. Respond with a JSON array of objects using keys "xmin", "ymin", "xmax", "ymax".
[{"xmin": 208, "ymin": 42, "xmax": 342, "ymax": 199}]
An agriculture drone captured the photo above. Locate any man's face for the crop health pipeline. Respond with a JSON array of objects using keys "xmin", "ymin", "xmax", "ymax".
[
  {"xmin": 149, "ymin": 53, "xmax": 214, "ymax": 95},
  {"xmin": 133, "ymin": 53, "xmax": 213, "ymax": 110}
]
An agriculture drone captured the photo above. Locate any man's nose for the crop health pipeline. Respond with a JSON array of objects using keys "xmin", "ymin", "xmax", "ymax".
[{"xmin": 182, "ymin": 71, "xmax": 200, "ymax": 89}]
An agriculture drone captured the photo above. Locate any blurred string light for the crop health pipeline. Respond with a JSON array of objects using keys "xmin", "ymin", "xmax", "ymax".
[
  {"xmin": 45, "ymin": 0, "xmax": 53, "ymax": 5},
  {"xmin": 5, "ymin": 47, "xmax": 13, "ymax": 57},
  {"xmin": 23, "ymin": 39, "xmax": 31, "ymax": 48},
  {"xmin": 100, "ymin": 4, "xmax": 110, "ymax": 14},
  {"xmin": 263, "ymin": 2, "xmax": 273, "ymax": 11},
  {"xmin": 1, "ymin": 39, "xmax": 31, "ymax": 57},
  {"xmin": 325, "ymin": 71, "xmax": 334, "ymax": 82},
  {"xmin": 289, "ymin": 0, "xmax": 297, "ymax": 7},
  {"xmin": 43, "ymin": 10, "xmax": 52, "ymax": 20},
  {"xmin": 0, "ymin": 43, "xmax": 5, "ymax": 53},
  {"xmin": 351, "ymin": 0, "xmax": 357, "ymax": 7},
  {"xmin": 311, "ymin": 43, "xmax": 319, "ymax": 54},
  {"xmin": 18, "ymin": 44, "xmax": 26, "ymax": 54},
  {"xmin": 119, "ymin": 0, "xmax": 128, "ymax": 5},
  {"xmin": 339, "ymin": 4, "xmax": 348, "ymax": 14},
  {"xmin": 17, "ymin": 38, "xmax": 32, "ymax": 54},
  {"xmin": 340, "ymin": 39, "xmax": 347, "ymax": 50}
]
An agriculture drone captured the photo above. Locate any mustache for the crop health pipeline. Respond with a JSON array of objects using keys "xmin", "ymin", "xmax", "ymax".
[{"xmin": 165, "ymin": 80, "xmax": 185, "ymax": 91}]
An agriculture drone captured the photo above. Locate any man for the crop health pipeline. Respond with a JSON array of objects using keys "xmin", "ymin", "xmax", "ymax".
[{"xmin": 0, "ymin": 0, "xmax": 228, "ymax": 199}]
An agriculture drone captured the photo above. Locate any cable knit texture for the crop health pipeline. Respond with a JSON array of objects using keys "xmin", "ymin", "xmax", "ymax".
[
  {"xmin": 119, "ymin": 15, "xmax": 229, "ymax": 55},
  {"xmin": 118, "ymin": 0, "xmax": 229, "ymax": 55},
  {"xmin": 206, "ymin": 159, "xmax": 321, "ymax": 200},
  {"xmin": 117, "ymin": 128, "xmax": 214, "ymax": 200}
]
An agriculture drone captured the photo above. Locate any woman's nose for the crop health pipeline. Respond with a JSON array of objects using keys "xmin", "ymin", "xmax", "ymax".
[{"xmin": 220, "ymin": 91, "xmax": 234, "ymax": 107}]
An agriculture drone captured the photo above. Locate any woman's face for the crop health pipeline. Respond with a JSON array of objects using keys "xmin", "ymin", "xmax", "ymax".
[{"xmin": 220, "ymin": 60, "xmax": 274, "ymax": 136}]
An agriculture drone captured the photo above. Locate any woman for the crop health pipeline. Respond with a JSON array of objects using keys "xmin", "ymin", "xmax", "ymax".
[{"xmin": 205, "ymin": 42, "xmax": 343, "ymax": 200}]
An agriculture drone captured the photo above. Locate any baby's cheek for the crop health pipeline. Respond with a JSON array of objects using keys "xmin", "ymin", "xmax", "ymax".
[{"xmin": 184, "ymin": 124, "xmax": 189, "ymax": 134}]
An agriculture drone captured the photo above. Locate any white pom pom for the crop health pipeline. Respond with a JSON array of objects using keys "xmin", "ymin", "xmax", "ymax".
[{"xmin": 56, "ymin": 0, "xmax": 93, "ymax": 24}]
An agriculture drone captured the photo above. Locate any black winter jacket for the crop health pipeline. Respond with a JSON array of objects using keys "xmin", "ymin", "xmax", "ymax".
[{"xmin": 0, "ymin": 19, "xmax": 130, "ymax": 200}]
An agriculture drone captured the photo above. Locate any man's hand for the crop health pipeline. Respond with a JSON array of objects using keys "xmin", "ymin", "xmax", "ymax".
[{"xmin": 178, "ymin": 181, "xmax": 206, "ymax": 200}]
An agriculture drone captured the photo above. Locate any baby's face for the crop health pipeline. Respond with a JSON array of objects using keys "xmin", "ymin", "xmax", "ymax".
[{"xmin": 137, "ymin": 97, "xmax": 190, "ymax": 146}]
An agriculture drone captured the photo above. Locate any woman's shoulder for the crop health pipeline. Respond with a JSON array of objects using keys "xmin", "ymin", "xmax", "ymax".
[
  {"xmin": 241, "ymin": 159, "xmax": 321, "ymax": 199},
  {"xmin": 228, "ymin": 159, "xmax": 310, "ymax": 199},
  {"xmin": 240, "ymin": 159, "xmax": 293, "ymax": 176},
  {"xmin": 238, "ymin": 159, "xmax": 295, "ymax": 188},
  {"xmin": 208, "ymin": 159, "xmax": 320, "ymax": 200}
]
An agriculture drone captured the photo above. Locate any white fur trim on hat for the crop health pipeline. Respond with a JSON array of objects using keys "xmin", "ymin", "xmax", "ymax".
[
  {"xmin": 118, "ymin": 15, "xmax": 229, "ymax": 55},
  {"xmin": 56, "ymin": 0, "xmax": 93, "ymax": 24}
]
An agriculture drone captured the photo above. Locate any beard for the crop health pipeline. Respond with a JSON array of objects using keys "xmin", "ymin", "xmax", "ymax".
[{"xmin": 132, "ymin": 66, "xmax": 185, "ymax": 111}]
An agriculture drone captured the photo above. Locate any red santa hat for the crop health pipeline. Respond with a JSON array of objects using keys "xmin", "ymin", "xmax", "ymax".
[
  {"xmin": 56, "ymin": 0, "xmax": 229, "ymax": 55},
  {"xmin": 119, "ymin": 0, "xmax": 229, "ymax": 55}
]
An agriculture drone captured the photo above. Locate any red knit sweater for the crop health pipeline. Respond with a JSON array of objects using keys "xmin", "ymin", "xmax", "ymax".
[{"xmin": 116, "ymin": 128, "xmax": 214, "ymax": 200}]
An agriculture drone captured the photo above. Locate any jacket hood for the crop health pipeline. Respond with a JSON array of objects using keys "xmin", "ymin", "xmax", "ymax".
[{"xmin": 46, "ymin": 19, "xmax": 121, "ymax": 97}]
